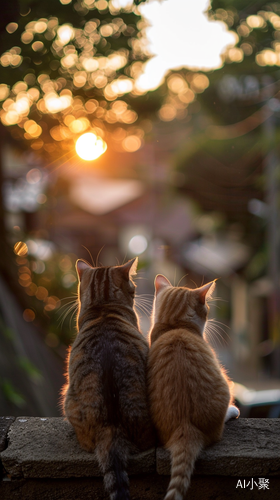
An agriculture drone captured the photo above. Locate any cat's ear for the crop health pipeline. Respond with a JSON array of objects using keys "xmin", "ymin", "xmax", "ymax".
[
  {"xmin": 119, "ymin": 257, "xmax": 138, "ymax": 280},
  {"xmin": 155, "ymin": 274, "xmax": 172, "ymax": 295},
  {"xmin": 76, "ymin": 260, "xmax": 91, "ymax": 280},
  {"xmin": 197, "ymin": 281, "xmax": 216, "ymax": 304}
]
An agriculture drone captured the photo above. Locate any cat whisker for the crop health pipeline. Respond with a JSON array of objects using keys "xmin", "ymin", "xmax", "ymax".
[
  {"xmin": 133, "ymin": 276, "xmax": 149, "ymax": 282},
  {"xmin": 60, "ymin": 295, "xmax": 78, "ymax": 302},
  {"xmin": 58, "ymin": 307, "xmax": 77, "ymax": 329},
  {"xmin": 208, "ymin": 303, "xmax": 221, "ymax": 309},
  {"xmin": 58, "ymin": 300, "xmax": 78, "ymax": 312},
  {"xmin": 207, "ymin": 297, "xmax": 227, "ymax": 303},
  {"xmin": 135, "ymin": 300, "xmax": 152, "ymax": 313},
  {"xmin": 205, "ymin": 327, "xmax": 225, "ymax": 350},
  {"xmin": 205, "ymin": 323, "xmax": 229, "ymax": 347},
  {"xmin": 135, "ymin": 293, "xmax": 152, "ymax": 298},
  {"xmin": 135, "ymin": 297, "xmax": 153, "ymax": 306},
  {"xmin": 204, "ymin": 328, "xmax": 219, "ymax": 349},
  {"xmin": 82, "ymin": 245, "xmax": 96, "ymax": 267},
  {"xmin": 69, "ymin": 305, "xmax": 79, "ymax": 327},
  {"xmin": 189, "ymin": 278, "xmax": 198, "ymax": 289},
  {"xmin": 176, "ymin": 274, "xmax": 189, "ymax": 287},
  {"xmin": 96, "ymin": 246, "xmax": 105, "ymax": 267},
  {"xmin": 135, "ymin": 304, "xmax": 152, "ymax": 312},
  {"xmin": 208, "ymin": 319, "xmax": 231, "ymax": 341},
  {"xmin": 135, "ymin": 295, "xmax": 153, "ymax": 301},
  {"xmin": 207, "ymin": 323, "xmax": 229, "ymax": 341},
  {"xmin": 58, "ymin": 301, "xmax": 79, "ymax": 329},
  {"xmin": 135, "ymin": 298, "xmax": 153, "ymax": 309},
  {"xmin": 208, "ymin": 319, "xmax": 230, "ymax": 328},
  {"xmin": 135, "ymin": 293, "xmax": 154, "ymax": 297},
  {"xmin": 134, "ymin": 303, "xmax": 151, "ymax": 317},
  {"xmin": 121, "ymin": 253, "xmax": 128, "ymax": 265}
]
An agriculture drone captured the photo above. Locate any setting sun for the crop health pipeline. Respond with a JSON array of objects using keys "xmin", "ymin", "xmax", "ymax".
[{"xmin": 75, "ymin": 132, "xmax": 107, "ymax": 161}]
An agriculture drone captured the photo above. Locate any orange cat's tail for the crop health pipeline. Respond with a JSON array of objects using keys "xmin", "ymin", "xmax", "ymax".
[
  {"xmin": 164, "ymin": 426, "xmax": 204, "ymax": 500},
  {"xmin": 95, "ymin": 430, "xmax": 130, "ymax": 500}
]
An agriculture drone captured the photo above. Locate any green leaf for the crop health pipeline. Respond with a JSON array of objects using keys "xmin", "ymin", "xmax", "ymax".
[
  {"xmin": 18, "ymin": 357, "xmax": 42, "ymax": 382},
  {"xmin": 1, "ymin": 379, "xmax": 25, "ymax": 408}
]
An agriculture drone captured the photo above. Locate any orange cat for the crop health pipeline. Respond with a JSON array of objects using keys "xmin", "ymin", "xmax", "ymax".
[{"xmin": 148, "ymin": 275, "xmax": 239, "ymax": 500}]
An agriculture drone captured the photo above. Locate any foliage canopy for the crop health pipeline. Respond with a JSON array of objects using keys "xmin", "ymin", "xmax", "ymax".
[{"xmin": 0, "ymin": 0, "xmax": 155, "ymax": 159}]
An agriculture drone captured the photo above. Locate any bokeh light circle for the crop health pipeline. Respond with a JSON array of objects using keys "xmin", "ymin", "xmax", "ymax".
[
  {"xmin": 128, "ymin": 235, "xmax": 148, "ymax": 255},
  {"xmin": 14, "ymin": 241, "xmax": 28, "ymax": 256}
]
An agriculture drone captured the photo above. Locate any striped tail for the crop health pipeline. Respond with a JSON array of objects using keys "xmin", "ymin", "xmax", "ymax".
[
  {"xmin": 96, "ymin": 432, "xmax": 130, "ymax": 500},
  {"xmin": 164, "ymin": 427, "xmax": 203, "ymax": 500}
]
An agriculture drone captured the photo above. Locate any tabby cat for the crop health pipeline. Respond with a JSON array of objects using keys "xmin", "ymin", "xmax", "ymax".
[
  {"xmin": 62, "ymin": 258, "xmax": 155, "ymax": 500},
  {"xmin": 148, "ymin": 274, "xmax": 239, "ymax": 500}
]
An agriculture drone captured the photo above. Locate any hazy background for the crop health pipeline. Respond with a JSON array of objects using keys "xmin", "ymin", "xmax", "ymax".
[{"xmin": 1, "ymin": 0, "xmax": 280, "ymax": 418}]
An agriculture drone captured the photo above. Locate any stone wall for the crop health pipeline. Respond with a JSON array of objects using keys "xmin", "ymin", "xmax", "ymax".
[{"xmin": 1, "ymin": 417, "xmax": 280, "ymax": 499}]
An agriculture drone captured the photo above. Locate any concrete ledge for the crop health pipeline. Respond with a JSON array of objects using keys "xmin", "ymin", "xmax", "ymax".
[
  {"xmin": 1, "ymin": 417, "xmax": 155, "ymax": 479},
  {"xmin": 0, "ymin": 417, "xmax": 15, "ymax": 453},
  {"xmin": 1, "ymin": 418, "xmax": 280, "ymax": 499},
  {"xmin": 158, "ymin": 419, "xmax": 280, "ymax": 476}
]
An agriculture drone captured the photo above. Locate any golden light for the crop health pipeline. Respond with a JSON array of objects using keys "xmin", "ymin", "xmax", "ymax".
[
  {"xmin": 14, "ymin": 241, "xmax": 28, "ymax": 256},
  {"xmin": 34, "ymin": 21, "xmax": 47, "ymax": 33},
  {"xmin": 191, "ymin": 74, "xmax": 210, "ymax": 93},
  {"xmin": 69, "ymin": 118, "xmax": 89, "ymax": 133},
  {"xmin": 256, "ymin": 49, "xmax": 278, "ymax": 66},
  {"xmin": 44, "ymin": 92, "xmax": 72, "ymax": 113},
  {"xmin": 6, "ymin": 23, "xmax": 18, "ymax": 34},
  {"xmin": 227, "ymin": 47, "xmax": 244, "ymax": 63},
  {"xmin": 158, "ymin": 104, "xmax": 177, "ymax": 122},
  {"xmin": 23, "ymin": 309, "xmax": 35, "ymax": 322},
  {"xmin": 0, "ymin": 84, "xmax": 9, "ymax": 101},
  {"xmin": 246, "ymin": 15, "xmax": 265, "ymax": 29},
  {"xmin": 167, "ymin": 75, "xmax": 186, "ymax": 94},
  {"xmin": 122, "ymin": 135, "xmax": 141, "ymax": 152},
  {"xmin": 2, "ymin": 110, "xmax": 20, "ymax": 125},
  {"xmin": 75, "ymin": 132, "xmax": 107, "ymax": 161},
  {"xmin": 271, "ymin": 14, "xmax": 280, "ymax": 29},
  {"xmin": 57, "ymin": 25, "xmax": 75, "ymax": 45},
  {"xmin": 82, "ymin": 57, "xmax": 99, "ymax": 72},
  {"xmin": 111, "ymin": 78, "xmax": 134, "ymax": 95},
  {"xmin": 13, "ymin": 97, "xmax": 30, "ymax": 114}
]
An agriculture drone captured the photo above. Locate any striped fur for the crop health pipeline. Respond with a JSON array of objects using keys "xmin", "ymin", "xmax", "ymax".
[
  {"xmin": 148, "ymin": 275, "xmax": 238, "ymax": 500},
  {"xmin": 62, "ymin": 258, "xmax": 155, "ymax": 500}
]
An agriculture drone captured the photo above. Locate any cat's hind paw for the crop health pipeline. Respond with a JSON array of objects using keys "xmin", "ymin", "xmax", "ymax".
[{"xmin": 225, "ymin": 405, "xmax": 240, "ymax": 422}]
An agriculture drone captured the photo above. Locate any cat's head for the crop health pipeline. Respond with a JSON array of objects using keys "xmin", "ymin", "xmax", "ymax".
[
  {"xmin": 76, "ymin": 258, "xmax": 138, "ymax": 321},
  {"xmin": 151, "ymin": 274, "xmax": 215, "ymax": 336}
]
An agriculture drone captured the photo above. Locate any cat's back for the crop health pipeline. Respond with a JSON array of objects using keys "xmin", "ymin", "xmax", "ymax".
[
  {"xmin": 149, "ymin": 327, "xmax": 216, "ymax": 370},
  {"xmin": 69, "ymin": 313, "xmax": 149, "ymax": 405},
  {"xmin": 71, "ymin": 312, "xmax": 148, "ymax": 364},
  {"xmin": 148, "ymin": 327, "xmax": 230, "ymax": 439},
  {"xmin": 149, "ymin": 326, "xmax": 228, "ymax": 391}
]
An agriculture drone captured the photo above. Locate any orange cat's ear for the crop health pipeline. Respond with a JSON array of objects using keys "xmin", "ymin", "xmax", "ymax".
[
  {"xmin": 155, "ymin": 274, "xmax": 172, "ymax": 295},
  {"xmin": 119, "ymin": 257, "xmax": 138, "ymax": 280},
  {"xmin": 197, "ymin": 281, "xmax": 216, "ymax": 304},
  {"xmin": 76, "ymin": 260, "xmax": 91, "ymax": 280}
]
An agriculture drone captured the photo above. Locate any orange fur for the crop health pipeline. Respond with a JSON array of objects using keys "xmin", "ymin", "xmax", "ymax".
[{"xmin": 148, "ymin": 275, "xmax": 236, "ymax": 500}]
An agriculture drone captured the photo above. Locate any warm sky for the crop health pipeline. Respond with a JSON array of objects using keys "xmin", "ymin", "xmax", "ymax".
[{"xmin": 130, "ymin": 0, "xmax": 236, "ymax": 91}]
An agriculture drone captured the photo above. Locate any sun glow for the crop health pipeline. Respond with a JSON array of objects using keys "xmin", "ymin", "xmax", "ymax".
[{"xmin": 75, "ymin": 132, "xmax": 107, "ymax": 161}]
